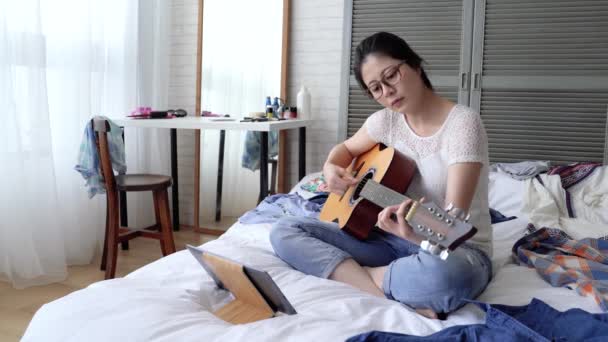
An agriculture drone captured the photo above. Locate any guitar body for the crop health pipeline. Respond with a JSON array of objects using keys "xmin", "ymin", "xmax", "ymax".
[{"xmin": 319, "ymin": 144, "xmax": 417, "ymax": 239}]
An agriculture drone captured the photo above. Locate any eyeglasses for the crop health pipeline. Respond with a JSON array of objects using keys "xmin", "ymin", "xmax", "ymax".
[{"xmin": 365, "ymin": 61, "xmax": 407, "ymax": 100}]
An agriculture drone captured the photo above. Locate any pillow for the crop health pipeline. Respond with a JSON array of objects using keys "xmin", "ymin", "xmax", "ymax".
[
  {"xmin": 488, "ymin": 171, "xmax": 528, "ymax": 220},
  {"xmin": 289, "ymin": 171, "xmax": 328, "ymax": 199}
]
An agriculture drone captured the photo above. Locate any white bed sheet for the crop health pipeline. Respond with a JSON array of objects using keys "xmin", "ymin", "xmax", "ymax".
[{"xmin": 23, "ymin": 218, "xmax": 602, "ymax": 342}]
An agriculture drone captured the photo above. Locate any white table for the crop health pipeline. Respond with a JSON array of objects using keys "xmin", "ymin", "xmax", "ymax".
[{"xmin": 111, "ymin": 116, "xmax": 310, "ymax": 231}]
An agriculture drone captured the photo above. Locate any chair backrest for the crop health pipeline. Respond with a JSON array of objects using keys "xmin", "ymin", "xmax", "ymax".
[{"xmin": 92, "ymin": 117, "xmax": 117, "ymax": 195}]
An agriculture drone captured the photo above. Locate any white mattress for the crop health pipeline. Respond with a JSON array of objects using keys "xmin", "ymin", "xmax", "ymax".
[{"xmin": 23, "ymin": 218, "xmax": 602, "ymax": 341}]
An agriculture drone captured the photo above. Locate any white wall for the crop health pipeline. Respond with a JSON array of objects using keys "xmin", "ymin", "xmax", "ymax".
[
  {"xmin": 169, "ymin": 0, "xmax": 345, "ymax": 225},
  {"xmin": 286, "ymin": 0, "xmax": 345, "ymax": 183}
]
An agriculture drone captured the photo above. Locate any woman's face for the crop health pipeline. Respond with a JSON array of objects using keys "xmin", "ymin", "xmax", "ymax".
[{"xmin": 360, "ymin": 53, "xmax": 426, "ymax": 114}]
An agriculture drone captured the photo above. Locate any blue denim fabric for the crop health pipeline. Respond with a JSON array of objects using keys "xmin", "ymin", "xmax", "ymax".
[
  {"xmin": 238, "ymin": 193, "xmax": 323, "ymax": 225},
  {"xmin": 346, "ymin": 298, "xmax": 608, "ymax": 342},
  {"xmin": 270, "ymin": 216, "xmax": 492, "ymax": 314},
  {"xmin": 74, "ymin": 118, "xmax": 126, "ymax": 198},
  {"xmin": 241, "ymin": 131, "xmax": 278, "ymax": 171}
]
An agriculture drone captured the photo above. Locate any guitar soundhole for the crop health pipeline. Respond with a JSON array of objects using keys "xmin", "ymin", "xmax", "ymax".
[{"xmin": 350, "ymin": 169, "xmax": 375, "ymax": 205}]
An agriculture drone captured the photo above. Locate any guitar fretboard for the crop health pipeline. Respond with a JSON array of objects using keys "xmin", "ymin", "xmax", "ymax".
[{"xmin": 360, "ymin": 180, "xmax": 412, "ymax": 208}]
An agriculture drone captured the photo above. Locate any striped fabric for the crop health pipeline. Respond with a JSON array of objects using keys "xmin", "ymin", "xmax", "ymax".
[
  {"xmin": 548, "ymin": 162, "xmax": 602, "ymax": 190},
  {"xmin": 514, "ymin": 225, "xmax": 608, "ymax": 312}
]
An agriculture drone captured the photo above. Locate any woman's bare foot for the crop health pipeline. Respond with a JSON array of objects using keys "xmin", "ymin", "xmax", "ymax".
[{"xmin": 415, "ymin": 308, "xmax": 439, "ymax": 319}]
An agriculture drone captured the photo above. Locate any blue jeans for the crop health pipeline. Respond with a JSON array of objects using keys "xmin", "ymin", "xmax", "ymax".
[
  {"xmin": 348, "ymin": 299, "xmax": 608, "ymax": 341},
  {"xmin": 270, "ymin": 216, "xmax": 492, "ymax": 314}
]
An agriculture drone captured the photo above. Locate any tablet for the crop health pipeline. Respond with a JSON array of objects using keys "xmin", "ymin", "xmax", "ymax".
[
  {"xmin": 243, "ymin": 266, "xmax": 297, "ymax": 315},
  {"xmin": 187, "ymin": 245, "xmax": 297, "ymax": 315}
]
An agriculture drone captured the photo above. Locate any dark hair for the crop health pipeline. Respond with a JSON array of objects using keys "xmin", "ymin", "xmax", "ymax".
[{"xmin": 353, "ymin": 32, "xmax": 433, "ymax": 93}]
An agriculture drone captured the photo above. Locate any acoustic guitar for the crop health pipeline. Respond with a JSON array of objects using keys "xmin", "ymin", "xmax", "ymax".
[{"xmin": 319, "ymin": 144, "xmax": 477, "ymax": 260}]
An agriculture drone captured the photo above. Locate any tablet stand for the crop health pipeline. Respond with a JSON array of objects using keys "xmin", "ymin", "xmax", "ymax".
[{"xmin": 202, "ymin": 253, "xmax": 275, "ymax": 324}]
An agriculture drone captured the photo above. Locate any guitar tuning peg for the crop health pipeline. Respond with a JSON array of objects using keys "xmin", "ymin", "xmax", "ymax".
[
  {"xmin": 428, "ymin": 243, "xmax": 441, "ymax": 256},
  {"xmin": 464, "ymin": 212, "xmax": 471, "ymax": 223},
  {"xmin": 421, "ymin": 240, "xmax": 449, "ymax": 260},
  {"xmin": 444, "ymin": 202, "xmax": 454, "ymax": 212},
  {"xmin": 450, "ymin": 207, "xmax": 464, "ymax": 220},
  {"xmin": 420, "ymin": 240, "xmax": 440, "ymax": 255}
]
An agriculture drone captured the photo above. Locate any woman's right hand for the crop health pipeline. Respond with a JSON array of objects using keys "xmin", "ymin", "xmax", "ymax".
[{"xmin": 323, "ymin": 163, "xmax": 358, "ymax": 195}]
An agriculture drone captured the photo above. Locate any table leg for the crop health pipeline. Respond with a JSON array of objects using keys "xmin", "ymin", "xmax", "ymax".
[
  {"xmin": 215, "ymin": 130, "xmax": 225, "ymax": 221},
  {"xmin": 170, "ymin": 128, "xmax": 180, "ymax": 231},
  {"xmin": 299, "ymin": 127, "xmax": 306, "ymax": 180},
  {"xmin": 259, "ymin": 132, "xmax": 269, "ymax": 203},
  {"xmin": 120, "ymin": 128, "xmax": 129, "ymax": 250}
]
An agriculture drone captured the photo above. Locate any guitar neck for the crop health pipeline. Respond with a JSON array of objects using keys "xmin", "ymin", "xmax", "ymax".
[{"xmin": 360, "ymin": 179, "xmax": 413, "ymax": 209}]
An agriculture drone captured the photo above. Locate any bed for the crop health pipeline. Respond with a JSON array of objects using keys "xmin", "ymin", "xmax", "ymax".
[{"xmin": 22, "ymin": 168, "xmax": 606, "ymax": 341}]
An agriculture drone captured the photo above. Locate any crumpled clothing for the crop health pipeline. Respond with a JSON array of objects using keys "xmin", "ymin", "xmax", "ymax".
[
  {"xmin": 74, "ymin": 117, "xmax": 126, "ymax": 198},
  {"xmin": 547, "ymin": 162, "xmax": 602, "ymax": 190},
  {"xmin": 241, "ymin": 131, "xmax": 278, "ymax": 171},
  {"xmin": 347, "ymin": 298, "xmax": 608, "ymax": 342},
  {"xmin": 514, "ymin": 225, "xmax": 608, "ymax": 312},
  {"xmin": 583, "ymin": 193, "xmax": 608, "ymax": 207},
  {"xmin": 238, "ymin": 193, "xmax": 322, "ymax": 224},
  {"xmin": 523, "ymin": 171, "xmax": 608, "ymax": 240},
  {"xmin": 491, "ymin": 161, "xmax": 551, "ymax": 180}
]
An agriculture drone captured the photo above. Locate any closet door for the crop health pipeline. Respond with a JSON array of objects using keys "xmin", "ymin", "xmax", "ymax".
[
  {"xmin": 470, "ymin": 0, "xmax": 608, "ymax": 163},
  {"xmin": 343, "ymin": 0, "xmax": 475, "ymax": 137}
]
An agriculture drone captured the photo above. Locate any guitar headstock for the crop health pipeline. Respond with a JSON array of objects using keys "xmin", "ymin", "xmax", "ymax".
[{"xmin": 406, "ymin": 200, "xmax": 477, "ymax": 260}]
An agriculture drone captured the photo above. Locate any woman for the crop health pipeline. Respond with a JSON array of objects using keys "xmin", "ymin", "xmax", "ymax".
[{"xmin": 270, "ymin": 32, "xmax": 492, "ymax": 319}]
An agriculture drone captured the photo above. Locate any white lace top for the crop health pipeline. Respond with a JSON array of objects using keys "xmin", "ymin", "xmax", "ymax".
[{"xmin": 365, "ymin": 104, "xmax": 492, "ymax": 257}]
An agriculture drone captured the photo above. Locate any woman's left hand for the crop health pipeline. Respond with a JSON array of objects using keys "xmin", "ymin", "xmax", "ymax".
[{"xmin": 377, "ymin": 199, "xmax": 416, "ymax": 241}]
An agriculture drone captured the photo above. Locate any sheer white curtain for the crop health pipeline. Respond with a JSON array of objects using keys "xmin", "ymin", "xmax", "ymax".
[
  {"xmin": 199, "ymin": 0, "xmax": 282, "ymax": 219},
  {"xmin": 0, "ymin": 0, "xmax": 170, "ymax": 288},
  {"xmin": 124, "ymin": 0, "xmax": 172, "ymax": 229}
]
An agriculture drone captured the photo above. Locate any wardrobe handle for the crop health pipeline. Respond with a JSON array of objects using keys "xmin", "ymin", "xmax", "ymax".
[
  {"xmin": 473, "ymin": 73, "xmax": 480, "ymax": 90},
  {"xmin": 460, "ymin": 72, "xmax": 468, "ymax": 90}
]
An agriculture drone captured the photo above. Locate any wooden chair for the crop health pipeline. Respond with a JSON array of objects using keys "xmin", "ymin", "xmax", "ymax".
[{"xmin": 92, "ymin": 117, "xmax": 176, "ymax": 279}]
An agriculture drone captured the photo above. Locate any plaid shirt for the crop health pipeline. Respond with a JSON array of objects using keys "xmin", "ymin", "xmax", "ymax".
[{"xmin": 513, "ymin": 225, "xmax": 608, "ymax": 312}]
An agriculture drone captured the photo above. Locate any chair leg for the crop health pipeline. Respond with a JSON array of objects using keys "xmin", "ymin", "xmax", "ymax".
[
  {"xmin": 105, "ymin": 192, "xmax": 120, "ymax": 279},
  {"xmin": 155, "ymin": 189, "xmax": 176, "ymax": 256},
  {"xmin": 119, "ymin": 193, "xmax": 129, "ymax": 251},
  {"xmin": 100, "ymin": 197, "xmax": 110, "ymax": 271},
  {"xmin": 153, "ymin": 190, "xmax": 167, "ymax": 256}
]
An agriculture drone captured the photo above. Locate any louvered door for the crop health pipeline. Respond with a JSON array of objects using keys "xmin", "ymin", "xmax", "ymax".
[
  {"xmin": 344, "ymin": 0, "xmax": 474, "ymax": 137},
  {"xmin": 470, "ymin": 0, "xmax": 608, "ymax": 163}
]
